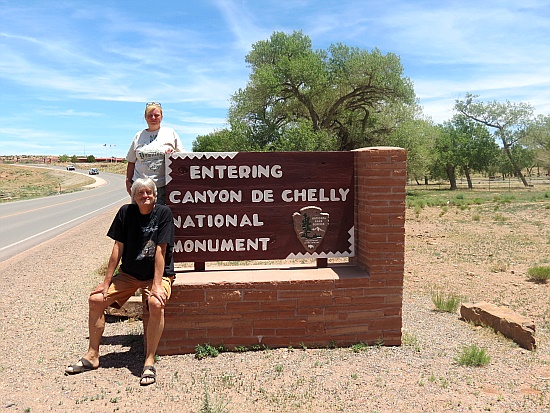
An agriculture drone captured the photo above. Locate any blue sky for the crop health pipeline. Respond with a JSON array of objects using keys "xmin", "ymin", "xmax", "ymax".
[{"xmin": 1, "ymin": 0, "xmax": 549, "ymax": 157}]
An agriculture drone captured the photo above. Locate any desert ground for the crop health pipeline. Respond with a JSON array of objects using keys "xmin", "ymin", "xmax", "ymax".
[{"xmin": 0, "ymin": 170, "xmax": 548, "ymax": 412}]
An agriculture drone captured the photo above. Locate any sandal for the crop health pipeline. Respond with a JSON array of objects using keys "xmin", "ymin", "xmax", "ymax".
[
  {"xmin": 65, "ymin": 358, "xmax": 98, "ymax": 375},
  {"xmin": 140, "ymin": 365, "xmax": 156, "ymax": 386}
]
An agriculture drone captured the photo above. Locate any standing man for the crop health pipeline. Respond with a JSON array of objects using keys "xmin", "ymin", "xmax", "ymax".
[{"xmin": 65, "ymin": 178, "xmax": 175, "ymax": 386}]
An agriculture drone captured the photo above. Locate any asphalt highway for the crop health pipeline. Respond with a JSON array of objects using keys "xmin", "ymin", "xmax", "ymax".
[{"xmin": 0, "ymin": 168, "xmax": 128, "ymax": 262}]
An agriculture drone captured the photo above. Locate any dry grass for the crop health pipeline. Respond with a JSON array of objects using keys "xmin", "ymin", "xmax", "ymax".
[{"xmin": 0, "ymin": 164, "xmax": 95, "ymax": 201}]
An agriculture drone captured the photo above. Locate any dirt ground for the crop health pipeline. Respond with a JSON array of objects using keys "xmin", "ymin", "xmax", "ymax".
[{"xmin": 0, "ymin": 195, "xmax": 548, "ymax": 412}]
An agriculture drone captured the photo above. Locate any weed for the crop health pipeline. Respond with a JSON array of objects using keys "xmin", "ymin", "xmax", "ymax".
[
  {"xmin": 195, "ymin": 343, "xmax": 220, "ymax": 360},
  {"xmin": 402, "ymin": 331, "xmax": 421, "ymax": 352},
  {"xmin": 472, "ymin": 213, "xmax": 481, "ymax": 221},
  {"xmin": 299, "ymin": 342, "xmax": 307, "ymax": 350},
  {"xmin": 493, "ymin": 213, "xmax": 508, "ymax": 222},
  {"xmin": 250, "ymin": 344, "xmax": 268, "ymax": 351},
  {"xmin": 527, "ymin": 266, "xmax": 550, "ymax": 283},
  {"xmin": 489, "ymin": 261, "xmax": 508, "ymax": 273},
  {"xmin": 219, "ymin": 373, "xmax": 235, "ymax": 388},
  {"xmin": 351, "ymin": 342, "xmax": 369, "ymax": 352},
  {"xmin": 200, "ymin": 383, "xmax": 231, "ymax": 413},
  {"xmin": 455, "ymin": 344, "xmax": 491, "ymax": 366},
  {"xmin": 431, "ymin": 290, "xmax": 461, "ymax": 313},
  {"xmin": 275, "ymin": 364, "xmax": 284, "ymax": 374}
]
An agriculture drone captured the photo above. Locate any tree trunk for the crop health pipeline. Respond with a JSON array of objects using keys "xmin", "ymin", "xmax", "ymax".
[
  {"xmin": 500, "ymin": 136, "xmax": 529, "ymax": 187},
  {"xmin": 464, "ymin": 167, "xmax": 473, "ymax": 189},
  {"xmin": 446, "ymin": 164, "xmax": 457, "ymax": 190}
]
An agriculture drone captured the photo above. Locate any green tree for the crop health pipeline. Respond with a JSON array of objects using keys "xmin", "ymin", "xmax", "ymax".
[
  {"xmin": 193, "ymin": 125, "xmax": 259, "ymax": 152},
  {"xmin": 432, "ymin": 124, "xmax": 459, "ymax": 190},
  {"xmin": 86, "ymin": 155, "xmax": 96, "ymax": 163},
  {"xmin": 522, "ymin": 114, "xmax": 550, "ymax": 175},
  {"xmin": 455, "ymin": 94, "xmax": 534, "ymax": 187},
  {"xmin": 228, "ymin": 30, "xmax": 416, "ymax": 151},
  {"xmin": 70, "ymin": 155, "xmax": 78, "ymax": 164},
  {"xmin": 453, "ymin": 116, "xmax": 499, "ymax": 188},
  {"xmin": 386, "ymin": 115, "xmax": 437, "ymax": 184},
  {"xmin": 59, "ymin": 154, "xmax": 69, "ymax": 162},
  {"xmin": 432, "ymin": 116, "xmax": 499, "ymax": 190}
]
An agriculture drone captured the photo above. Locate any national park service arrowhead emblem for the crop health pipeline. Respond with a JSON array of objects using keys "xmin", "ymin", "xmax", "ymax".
[{"xmin": 292, "ymin": 206, "xmax": 330, "ymax": 252}]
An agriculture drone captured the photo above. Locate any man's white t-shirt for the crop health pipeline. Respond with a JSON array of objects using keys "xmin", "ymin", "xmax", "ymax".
[{"xmin": 126, "ymin": 127, "xmax": 184, "ymax": 187}]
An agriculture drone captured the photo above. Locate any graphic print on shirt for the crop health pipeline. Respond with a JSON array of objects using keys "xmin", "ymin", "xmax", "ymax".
[
  {"xmin": 136, "ymin": 213, "xmax": 159, "ymax": 260},
  {"xmin": 135, "ymin": 134, "xmax": 165, "ymax": 172}
]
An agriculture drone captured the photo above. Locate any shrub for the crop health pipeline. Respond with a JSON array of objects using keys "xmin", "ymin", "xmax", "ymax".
[
  {"xmin": 455, "ymin": 344, "xmax": 491, "ymax": 366},
  {"xmin": 527, "ymin": 266, "xmax": 550, "ymax": 283}
]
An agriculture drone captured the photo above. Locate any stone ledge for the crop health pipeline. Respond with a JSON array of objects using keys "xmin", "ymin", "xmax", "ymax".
[{"xmin": 460, "ymin": 302, "xmax": 536, "ymax": 350}]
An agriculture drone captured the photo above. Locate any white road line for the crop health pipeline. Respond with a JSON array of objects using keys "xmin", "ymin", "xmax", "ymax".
[{"xmin": 0, "ymin": 197, "xmax": 127, "ymax": 252}]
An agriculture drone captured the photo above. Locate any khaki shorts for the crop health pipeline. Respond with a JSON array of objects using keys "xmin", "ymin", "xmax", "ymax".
[{"xmin": 106, "ymin": 270, "xmax": 174, "ymax": 309}]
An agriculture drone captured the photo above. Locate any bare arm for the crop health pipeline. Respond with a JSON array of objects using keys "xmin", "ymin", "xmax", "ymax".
[
  {"xmin": 150, "ymin": 243, "xmax": 168, "ymax": 306},
  {"xmin": 125, "ymin": 162, "xmax": 135, "ymax": 195},
  {"xmin": 91, "ymin": 240, "xmax": 124, "ymax": 300}
]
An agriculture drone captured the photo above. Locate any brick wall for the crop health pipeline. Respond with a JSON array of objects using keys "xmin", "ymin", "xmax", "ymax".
[{"xmin": 148, "ymin": 147, "xmax": 406, "ymax": 355}]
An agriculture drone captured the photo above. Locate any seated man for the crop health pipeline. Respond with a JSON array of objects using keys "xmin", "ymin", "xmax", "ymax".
[{"xmin": 65, "ymin": 177, "xmax": 175, "ymax": 386}]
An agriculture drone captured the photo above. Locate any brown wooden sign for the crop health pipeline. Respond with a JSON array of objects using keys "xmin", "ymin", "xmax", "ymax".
[{"xmin": 165, "ymin": 151, "xmax": 354, "ymax": 262}]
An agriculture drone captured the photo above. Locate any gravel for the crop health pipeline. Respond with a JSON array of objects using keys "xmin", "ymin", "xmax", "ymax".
[{"xmin": 0, "ymin": 204, "xmax": 548, "ymax": 413}]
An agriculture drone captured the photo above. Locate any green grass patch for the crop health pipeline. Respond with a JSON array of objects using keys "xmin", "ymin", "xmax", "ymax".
[
  {"xmin": 527, "ymin": 266, "xmax": 550, "ymax": 283},
  {"xmin": 454, "ymin": 344, "xmax": 491, "ymax": 366},
  {"xmin": 405, "ymin": 183, "xmax": 550, "ymax": 211},
  {"xmin": 431, "ymin": 290, "xmax": 461, "ymax": 313}
]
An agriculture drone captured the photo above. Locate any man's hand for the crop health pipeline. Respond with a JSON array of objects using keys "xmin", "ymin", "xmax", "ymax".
[
  {"xmin": 90, "ymin": 280, "xmax": 111, "ymax": 301},
  {"xmin": 150, "ymin": 283, "xmax": 167, "ymax": 306}
]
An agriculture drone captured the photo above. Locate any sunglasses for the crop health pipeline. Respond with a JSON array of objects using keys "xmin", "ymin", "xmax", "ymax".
[{"xmin": 146, "ymin": 102, "xmax": 162, "ymax": 107}]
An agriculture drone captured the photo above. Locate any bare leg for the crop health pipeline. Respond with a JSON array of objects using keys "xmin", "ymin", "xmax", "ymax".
[
  {"xmin": 84, "ymin": 292, "xmax": 112, "ymax": 366},
  {"xmin": 65, "ymin": 292, "xmax": 111, "ymax": 373},
  {"xmin": 141, "ymin": 296, "xmax": 164, "ymax": 385}
]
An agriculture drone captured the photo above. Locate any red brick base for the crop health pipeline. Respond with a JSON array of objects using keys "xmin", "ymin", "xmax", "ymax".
[{"xmin": 149, "ymin": 147, "xmax": 406, "ymax": 355}]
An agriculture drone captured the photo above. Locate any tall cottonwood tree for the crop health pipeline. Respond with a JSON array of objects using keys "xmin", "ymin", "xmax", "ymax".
[
  {"xmin": 435, "ymin": 116, "xmax": 499, "ymax": 189},
  {"xmin": 455, "ymin": 94, "xmax": 534, "ymax": 187},
  {"xmin": 229, "ymin": 30, "xmax": 416, "ymax": 151}
]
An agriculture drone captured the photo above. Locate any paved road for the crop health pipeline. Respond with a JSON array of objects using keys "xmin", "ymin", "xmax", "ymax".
[{"xmin": 0, "ymin": 169, "xmax": 128, "ymax": 262}]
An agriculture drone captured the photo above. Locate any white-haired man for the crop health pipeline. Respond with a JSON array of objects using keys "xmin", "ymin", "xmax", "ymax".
[{"xmin": 65, "ymin": 178, "xmax": 175, "ymax": 386}]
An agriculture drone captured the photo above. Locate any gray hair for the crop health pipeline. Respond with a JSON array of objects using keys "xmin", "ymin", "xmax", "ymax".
[{"xmin": 130, "ymin": 178, "xmax": 157, "ymax": 203}]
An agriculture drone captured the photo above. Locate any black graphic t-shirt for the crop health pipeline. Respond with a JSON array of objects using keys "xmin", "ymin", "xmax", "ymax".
[{"xmin": 107, "ymin": 204, "xmax": 175, "ymax": 280}]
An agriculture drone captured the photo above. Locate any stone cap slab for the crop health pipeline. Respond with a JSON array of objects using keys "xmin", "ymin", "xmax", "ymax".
[
  {"xmin": 460, "ymin": 301, "xmax": 536, "ymax": 350},
  {"xmin": 173, "ymin": 263, "xmax": 368, "ymax": 286}
]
